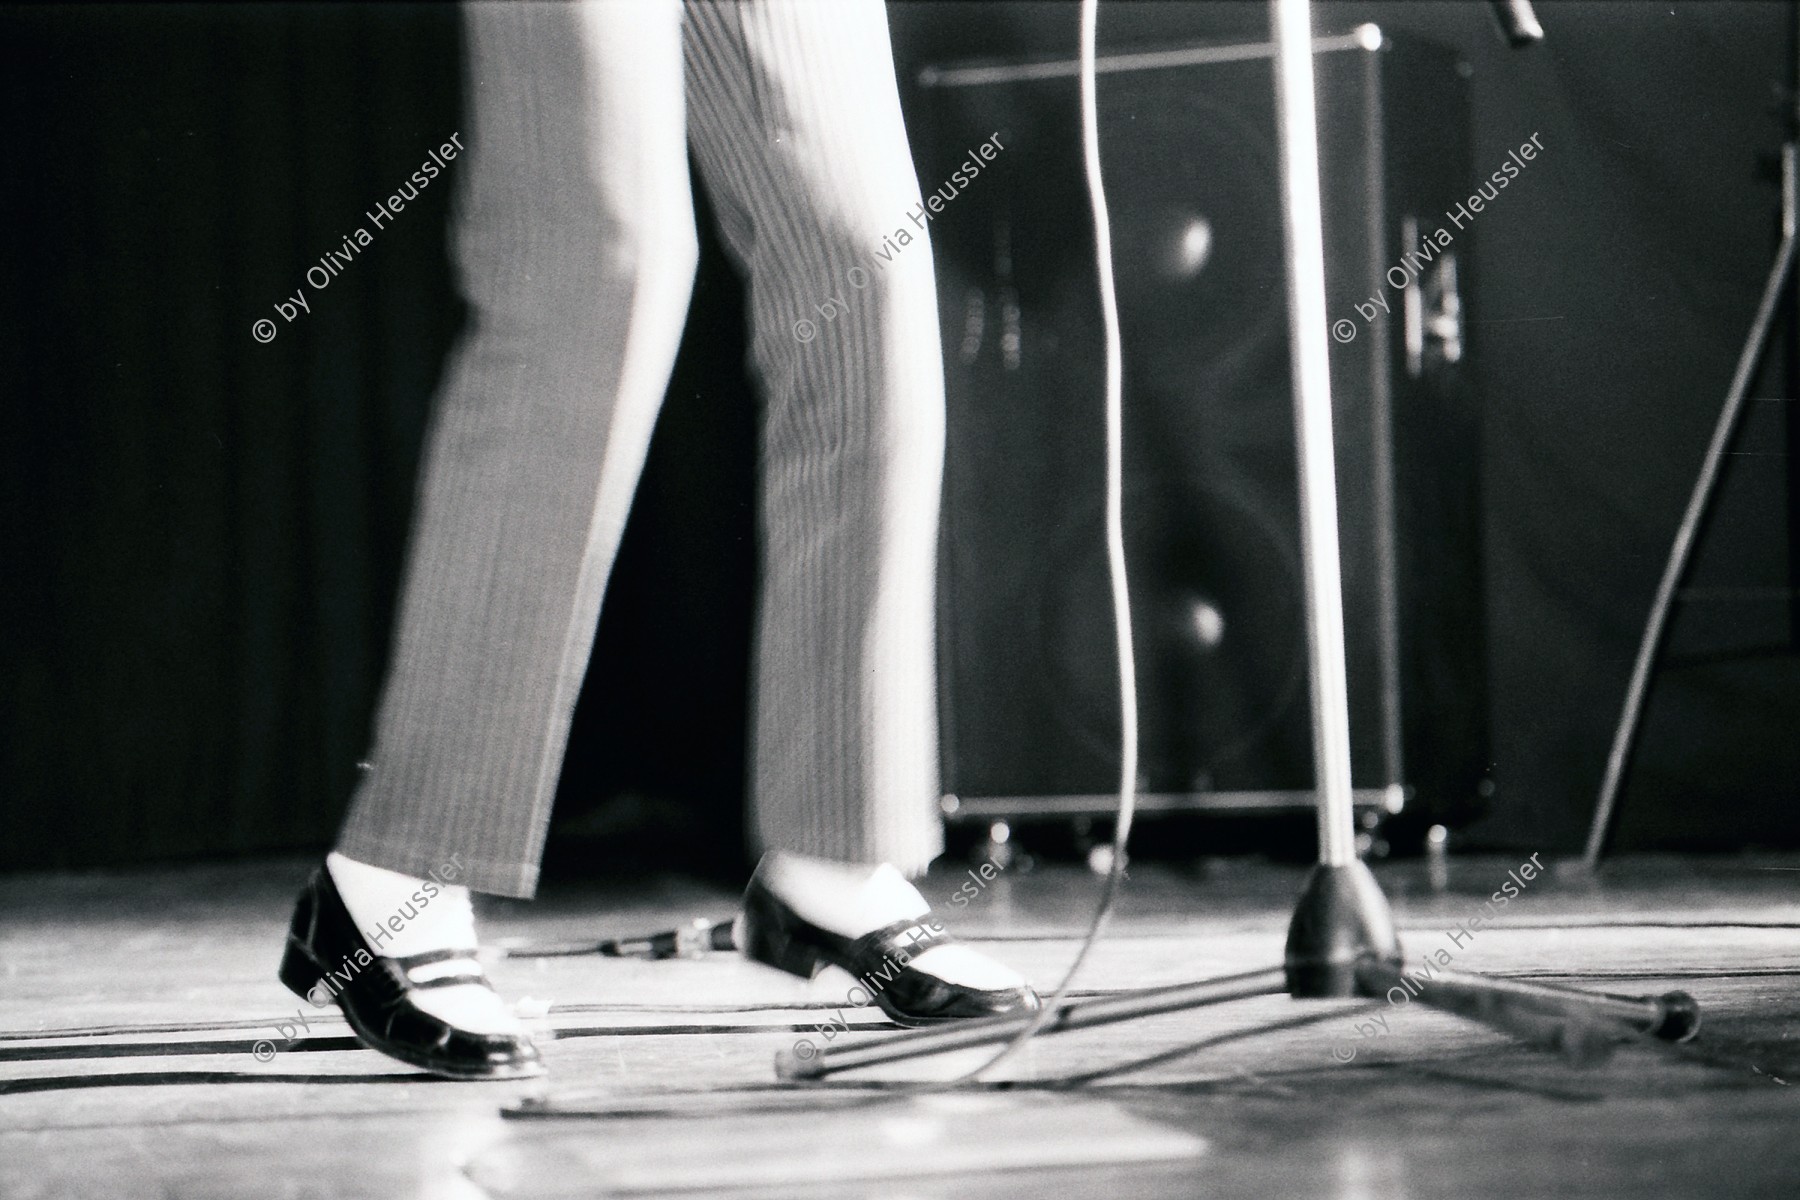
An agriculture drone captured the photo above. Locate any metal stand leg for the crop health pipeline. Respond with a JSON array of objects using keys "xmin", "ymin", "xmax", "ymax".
[
  {"xmin": 1582, "ymin": 2, "xmax": 1800, "ymax": 869},
  {"xmin": 1581, "ymin": 150, "xmax": 1799, "ymax": 871}
]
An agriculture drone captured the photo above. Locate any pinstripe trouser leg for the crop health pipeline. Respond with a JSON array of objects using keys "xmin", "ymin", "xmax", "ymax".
[
  {"xmin": 684, "ymin": 1, "xmax": 946, "ymax": 877},
  {"xmin": 337, "ymin": 0, "xmax": 944, "ymax": 897}
]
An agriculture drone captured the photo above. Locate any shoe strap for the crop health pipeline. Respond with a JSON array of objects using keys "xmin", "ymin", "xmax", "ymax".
[
  {"xmin": 392, "ymin": 947, "xmax": 492, "ymax": 991},
  {"xmin": 848, "ymin": 918, "xmax": 954, "ymax": 968},
  {"xmin": 409, "ymin": 971, "xmax": 495, "ymax": 991},
  {"xmin": 391, "ymin": 947, "xmax": 483, "ymax": 971}
]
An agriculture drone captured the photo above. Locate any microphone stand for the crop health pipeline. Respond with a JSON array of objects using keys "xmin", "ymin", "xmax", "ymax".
[
  {"xmin": 1582, "ymin": 0, "xmax": 1800, "ymax": 870},
  {"xmin": 778, "ymin": 0, "xmax": 1700, "ymax": 1086}
]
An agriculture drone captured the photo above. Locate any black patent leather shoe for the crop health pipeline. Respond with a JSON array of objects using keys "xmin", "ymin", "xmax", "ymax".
[
  {"xmin": 739, "ymin": 870, "xmax": 1041, "ymax": 1027},
  {"xmin": 278, "ymin": 866, "xmax": 544, "ymax": 1080}
]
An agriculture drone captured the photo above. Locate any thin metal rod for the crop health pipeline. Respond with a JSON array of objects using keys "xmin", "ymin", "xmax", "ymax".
[
  {"xmin": 778, "ymin": 955, "xmax": 1702, "ymax": 1082},
  {"xmin": 1355, "ymin": 960, "xmax": 1698, "ymax": 1043},
  {"xmin": 1582, "ymin": 222, "xmax": 1798, "ymax": 869},
  {"xmin": 1271, "ymin": 0, "xmax": 1357, "ymax": 867},
  {"xmin": 915, "ymin": 27, "xmax": 1381, "ymax": 89},
  {"xmin": 777, "ymin": 968, "xmax": 1288, "ymax": 1081}
]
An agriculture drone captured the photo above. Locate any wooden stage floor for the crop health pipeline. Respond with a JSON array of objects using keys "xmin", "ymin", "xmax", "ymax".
[{"xmin": 3, "ymin": 852, "xmax": 1798, "ymax": 1198}]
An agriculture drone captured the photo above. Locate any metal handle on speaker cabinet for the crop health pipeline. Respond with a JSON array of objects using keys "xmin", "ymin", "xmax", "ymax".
[
  {"xmin": 1000, "ymin": 286, "xmax": 1023, "ymax": 371},
  {"xmin": 1402, "ymin": 215, "xmax": 1464, "ymax": 378}
]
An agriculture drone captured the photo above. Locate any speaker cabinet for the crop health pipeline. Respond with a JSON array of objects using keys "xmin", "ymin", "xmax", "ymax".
[{"xmin": 919, "ymin": 28, "xmax": 1489, "ymax": 842}]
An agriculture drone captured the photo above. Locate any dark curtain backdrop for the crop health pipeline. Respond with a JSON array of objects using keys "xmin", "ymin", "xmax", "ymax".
[
  {"xmin": 0, "ymin": 2, "xmax": 757, "ymax": 875},
  {"xmin": 1, "ymin": 5, "xmax": 469, "ymax": 868},
  {"xmin": 1, "ymin": 1, "xmax": 1794, "ymax": 874}
]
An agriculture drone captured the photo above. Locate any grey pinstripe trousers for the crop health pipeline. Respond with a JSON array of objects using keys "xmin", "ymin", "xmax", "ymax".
[{"xmin": 337, "ymin": 0, "xmax": 946, "ymax": 897}]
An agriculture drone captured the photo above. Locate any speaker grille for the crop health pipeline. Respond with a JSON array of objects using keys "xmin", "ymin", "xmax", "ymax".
[{"xmin": 924, "ymin": 31, "xmax": 1489, "ymax": 832}]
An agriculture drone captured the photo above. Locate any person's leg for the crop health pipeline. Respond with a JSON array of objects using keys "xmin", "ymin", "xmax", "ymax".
[
  {"xmin": 682, "ymin": 0, "xmax": 946, "ymax": 876},
  {"xmin": 281, "ymin": 1, "xmax": 696, "ymax": 1076},
  {"xmin": 681, "ymin": 1, "xmax": 1031, "ymax": 1019},
  {"xmin": 337, "ymin": 0, "xmax": 697, "ymax": 900}
]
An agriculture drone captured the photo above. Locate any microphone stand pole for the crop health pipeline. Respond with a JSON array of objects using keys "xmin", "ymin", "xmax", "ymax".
[{"xmin": 777, "ymin": 0, "xmax": 1700, "ymax": 1085}]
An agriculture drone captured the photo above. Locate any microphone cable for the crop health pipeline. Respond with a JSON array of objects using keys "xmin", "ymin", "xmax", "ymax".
[{"xmin": 949, "ymin": 0, "xmax": 1138, "ymax": 1084}]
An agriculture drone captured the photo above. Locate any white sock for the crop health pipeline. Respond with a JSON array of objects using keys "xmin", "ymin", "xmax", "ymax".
[
  {"xmin": 324, "ymin": 852, "xmax": 523, "ymax": 1036},
  {"xmin": 758, "ymin": 852, "xmax": 1026, "ymax": 992}
]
